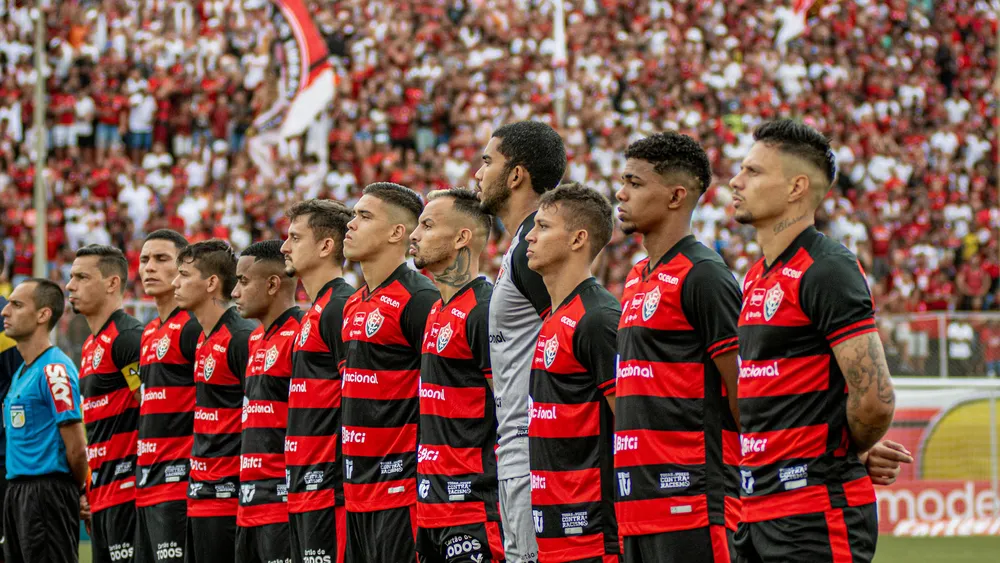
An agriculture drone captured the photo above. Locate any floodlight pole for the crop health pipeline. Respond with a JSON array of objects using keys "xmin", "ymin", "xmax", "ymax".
[{"xmin": 32, "ymin": 3, "xmax": 48, "ymax": 279}]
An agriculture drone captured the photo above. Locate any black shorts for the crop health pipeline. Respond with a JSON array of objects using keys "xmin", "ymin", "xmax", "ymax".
[
  {"xmin": 236, "ymin": 522, "xmax": 290, "ymax": 563},
  {"xmin": 184, "ymin": 515, "xmax": 237, "ymax": 563},
  {"xmin": 345, "ymin": 505, "xmax": 417, "ymax": 563},
  {"xmin": 416, "ymin": 521, "xmax": 505, "ymax": 563},
  {"xmin": 92, "ymin": 501, "xmax": 137, "ymax": 563},
  {"xmin": 2, "ymin": 474, "xmax": 79, "ymax": 563},
  {"xmin": 289, "ymin": 507, "xmax": 346, "ymax": 563},
  {"xmin": 623, "ymin": 525, "xmax": 733, "ymax": 563},
  {"xmin": 734, "ymin": 504, "xmax": 878, "ymax": 563},
  {"xmin": 135, "ymin": 501, "xmax": 188, "ymax": 562},
  {"xmin": 0, "ymin": 467, "xmax": 7, "ymax": 563}
]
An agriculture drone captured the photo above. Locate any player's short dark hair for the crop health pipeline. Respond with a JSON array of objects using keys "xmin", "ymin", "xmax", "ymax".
[
  {"xmin": 427, "ymin": 188, "xmax": 493, "ymax": 235},
  {"xmin": 75, "ymin": 244, "xmax": 129, "ymax": 293},
  {"xmin": 492, "ymin": 121, "xmax": 567, "ymax": 194},
  {"xmin": 241, "ymin": 239, "xmax": 286, "ymax": 269},
  {"xmin": 362, "ymin": 182, "xmax": 424, "ymax": 226},
  {"xmin": 25, "ymin": 278, "xmax": 65, "ymax": 330},
  {"xmin": 753, "ymin": 119, "xmax": 837, "ymax": 185},
  {"xmin": 624, "ymin": 132, "xmax": 712, "ymax": 193},
  {"xmin": 286, "ymin": 199, "xmax": 351, "ymax": 264},
  {"xmin": 144, "ymin": 229, "xmax": 189, "ymax": 251},
  {"xmin": 538, "ymin": 183, "xmax": 614, "ymax": 259},
  {"xmin": 177, "ymin": 239, "xmax": 238, "ymax": 297}
]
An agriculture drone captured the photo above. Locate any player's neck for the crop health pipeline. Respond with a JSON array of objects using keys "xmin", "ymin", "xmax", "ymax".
[
  {"xmin": 17, "ymin": 331, "xmax": 53, "ymax": 366},
  {"xmin": 433, "ymin": 253, "xmax": 481, "ymax": 304},
  {"xmin": 642, "ymin": 220, "xmax": 693, "ymax": 267},
  {"xmin": 757, "ymin": 211, "xmax": 815, "ymax": 268},
  {"xmin": 361, "ymin": 250, "xmax": 406, "ymax": 294},
  {"xmin": 85, "ymin": 300, "xmax": 123, "ymax": 336},
  {"xmin": 153, "ymin": 294, "xmax": 179, "ymax": 323},
  {"xmin": 261, "ymin": 297, "xmax": 296, "ymax": 333},
  {"xmin": 542, "ymin": 260, "xmax": 593, "ymax": 313},
  {"xmin": 499, "ymin": 191, "xmax": 540, "ymax": 241},
  {"xmin": 301, "ymin": 264, "xmax": 343, "ymax": 302},
  {"xmin": 192, "ymin": 297, "xmax": 230, "ymax": 337}
]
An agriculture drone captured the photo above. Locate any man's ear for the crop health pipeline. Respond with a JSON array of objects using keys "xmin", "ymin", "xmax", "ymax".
[
  {"xmin": 509, "ymin": 165, "xmax": 527, "ymax": 191},
  {"xmin": 666, "ymin": 185, "xmax": 690, "ymax": 210},
  {"xmin": 569, "ymin": 228, "xmax": 590, "ymax": 253},
  {"xmin": 787, "ymin": 173, "xmax": 812, "ymax": 204}
]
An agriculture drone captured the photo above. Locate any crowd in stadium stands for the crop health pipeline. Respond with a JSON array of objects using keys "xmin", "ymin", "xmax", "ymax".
[{"xmin": 0, "ymin": 0, "xmax": 997, "ymax": 370}]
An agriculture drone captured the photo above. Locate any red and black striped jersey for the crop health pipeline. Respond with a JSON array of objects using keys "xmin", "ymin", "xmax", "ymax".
[
  {"xmin": 737, "ymin": 227, "xmax": 878, "ymax": 523},
  {"xmin": 137, "ymin": 308, "xmax": 201, "ymax": 508},
  {"xmin": 529, "ymin": 278, "xmax": 620, "ymax": 563},
  {"xmin": 341, "ymin": 264, "xmax": 438, "ymax": 512},
  {"xmin": 614, "ymin": 237, "xmax": 742, "ymax": 535},
  {"xmin": 239, "ymin": 307, "xmax": 302, "ymax": 528},
  {"xmin": 188, "ymin": 307, "xmax": 255, "ymax": 518},
  {"xmin": 416, "ymin": 278, "xmax": 498, "ymax": 529},
  {"xmin": 80, "ymin": 309, "xmax": 143, "ymax": 513},
  {"xmin": 286, "ymin": 278, "xmax": 354, "ymax": 514}
]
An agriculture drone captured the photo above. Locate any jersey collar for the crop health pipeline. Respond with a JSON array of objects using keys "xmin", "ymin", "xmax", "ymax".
[
  {"xmin": 206, "ymin": 306, "xmax": 240, "ymax": 338},
  {"xmin": 549, "ymin": 277, "xmax": 598, "ymax": 317},
  {"xmin": 761, "ymin": 226, "xmax": 821, "ymax": 275},
  {"xmin": 441, "ymin": 276, "xmax": 489, "ymax": 307},
  {"xmin": 95, "ymin": 309, "xmax": 127, "ymax": 337},
  {"xmin": 362, "ymin": 263, "xmax": 409, "ymax": 300},
  {"xmin": 264, "ymin": 306, "xmax": 302, "ymax": 339},
  {"xmin": 315, "ymin": 277, "xmax": 348, "ymax": 306},
  {"xmin": 644, "ymin": 235, "xmax": 697, "ymax": 279}
]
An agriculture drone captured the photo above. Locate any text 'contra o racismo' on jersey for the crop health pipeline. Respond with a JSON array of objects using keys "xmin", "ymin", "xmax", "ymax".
[
  {"xmin": 529, "ymin": 278, "xmax": 620, "ymax": 563},
  {"xmin": 615, "ymin": 237, "xmax": 743, "ymax": 535},
  {"xmin": 737, "ymin": 227, "xmax": 878, "ymax": 523},
  {"xmin": 80, "ymin": 309, "xmax": 144, "ymax": 513},
  {"xmin": 239, "ymin": 307, "xmax": 303, "ymax": 527}
]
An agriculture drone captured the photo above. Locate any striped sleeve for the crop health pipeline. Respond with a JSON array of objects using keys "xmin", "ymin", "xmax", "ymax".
[
  {"xmin": 466, "ymin": 301, "xmax": 492, "ymax": 379},
  {"xmin": 800, "ymin": 254, "xmax": 877, "ymax": 347},
  {"xmin": 682, "ymin": 260, "xmax": 742, "ymax": 359}
]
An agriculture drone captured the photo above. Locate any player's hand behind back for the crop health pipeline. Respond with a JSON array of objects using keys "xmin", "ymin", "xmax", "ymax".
[{"xmin": 863, "ymin": 440, "xmax": 913, "ymax": 486}]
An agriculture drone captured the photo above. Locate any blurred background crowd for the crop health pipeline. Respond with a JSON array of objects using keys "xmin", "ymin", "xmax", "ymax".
[{"xmin": 0, "ymin": 0, "xmax": 997, "ymax": 374}]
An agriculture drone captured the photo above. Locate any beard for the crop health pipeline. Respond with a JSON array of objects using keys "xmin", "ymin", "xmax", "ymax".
[
  {"xmin": 733, "ymin": 210, "xmax": 755, "ymax": 225},
  {"xmin": 284, "ymin": 263, "xmax": 297, "ymax": 277},
  {"xmin": 620, "ymin": 222, "xmax": 637, "ymax": 236},
  {"xmin": 478, "ymin": 176, "xmax": 512, "ymax": 217}
]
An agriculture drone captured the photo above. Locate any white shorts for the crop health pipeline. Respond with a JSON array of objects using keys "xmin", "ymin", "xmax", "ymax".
[
  {"xmin": 52, "ymin": 124, "xmax": 77, "ymax": 148},
  {"xmin": 499, "ymin": 475, "xmax": 538, "ymax": 563}
]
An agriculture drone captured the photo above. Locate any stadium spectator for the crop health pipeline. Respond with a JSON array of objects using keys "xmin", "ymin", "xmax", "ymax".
[{"xmin": 0, "ymin": 0, "xmax": 997, "ymax": 371}]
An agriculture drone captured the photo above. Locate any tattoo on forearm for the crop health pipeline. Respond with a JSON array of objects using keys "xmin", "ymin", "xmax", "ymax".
[
  {"xmin": 839, "ymin": 332, "xmax": 896, "ymax": 449},
  {"xmin": 773, "ymin": 214, "xmax": 807, "ymax": 234},
  {"xmin": 436, "ymin": 247, "xmax": 472, "ymax": 288}
]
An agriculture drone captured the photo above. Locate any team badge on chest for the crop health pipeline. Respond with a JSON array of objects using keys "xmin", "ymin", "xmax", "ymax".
[
  {"xmin": 365, "ymin": 308, "xmax": 384, "ymax": 338},
  {"xmin": 92, "ymin": 346, "xmax": 104, "ymax": 370},
  {"xmin": 436, "ymin": 322, "xmax": 453, "ymax": 353},
  {"xmin": 203, "ymin": 355, "xmax": 217, "ymax": 381},
  {"xmin": 264, "ymin": 346, "xmax": 279, "ymax": 372},
  {"xmin": 763, "ymin": 284, "xmax": 784, "ymax": 322},
  {"xmin": 156, "ymin": 335, "xmax": 170, "ymax": 360},
  {"xmin": 642, "ymin": 285, "xmax": 661, "ymax": 322},
  {"xmin": 543, "ymin": 334, "xmax": 559, "ymax": 369},
  {"xmin": 298, "ymin": 320, "xmax": 311, "ymax": 347}
]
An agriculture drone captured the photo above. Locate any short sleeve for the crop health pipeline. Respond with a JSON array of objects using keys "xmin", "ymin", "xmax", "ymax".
[
  {"xmin": 227, "ymin": 330, "xmax": 253, "ymax": 384},
  {"xmin": 111, "ymin": 327, "xmax": 143, "ymax": 392},
  {"xmin": 573, "ymin": 304, "xmax": 621, "ymax": 396},
  {"xmin": 800, "ymin": 254, "xmax": 877, "ymax": 347},
  {"xmin": 511, "ymin": 241, "xmax": 552, "ymax": 317},
  {"xmin": 681, "ymin": 260, "xmax": 741, "ymax": 358},
  {"xmin": 401, "ymin": 289, "xmax": 440, "ymax": 350},
  {"xmin": 180, "ymin": 318, "xmax": 203, "ymax": 363},
  {"xmin": 466, "ymin": 302, "xmax": 492, "ymax": 378},
  {"xmin": 40, "ymin": 362, "xmax": 83, "ymax": 425},
  {"xmin": 320, "ymin": 294, "xmax": 349, "ymax": 374}
]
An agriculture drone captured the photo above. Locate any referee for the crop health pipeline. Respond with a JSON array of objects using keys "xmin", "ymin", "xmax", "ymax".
[
  {"xmin": 1, "ymin": 279, "xmax": 89, "ymax": 563},
  {"xmin": 0, "ymin": 251, "xmax": 25, "ymax": 563}
]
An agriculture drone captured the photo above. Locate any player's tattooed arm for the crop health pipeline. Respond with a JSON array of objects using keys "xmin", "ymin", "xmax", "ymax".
[
  {"xmin": 435, "ymin": 247, "xmax": 472, "ymax": 288},
  {"xmin": 833, "ymin": 331, "xmax": 896, "ymax": 452}
]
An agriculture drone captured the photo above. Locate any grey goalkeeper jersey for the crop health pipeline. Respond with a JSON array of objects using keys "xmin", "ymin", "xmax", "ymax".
[{"xmin": 489, "ymin": 213, "xmax": 551, "ymax": 480}]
